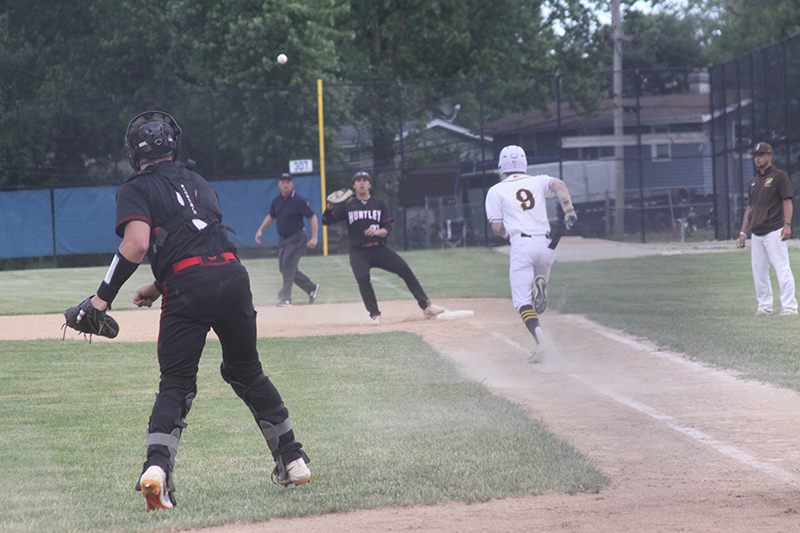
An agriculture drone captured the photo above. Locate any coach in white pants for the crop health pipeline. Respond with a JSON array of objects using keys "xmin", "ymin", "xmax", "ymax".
[{"xmin": 738, "ymin": 142, "xmax": 798, "ymax": 315}]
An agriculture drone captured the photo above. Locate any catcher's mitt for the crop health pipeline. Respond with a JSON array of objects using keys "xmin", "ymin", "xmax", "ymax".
[
  {"xmin": 327, "ymin": 188, "xmax": 353, "ymax": 205},
  {"xmin": 64, "ymin": 296, "xmax": 119, "ymax": 339}
]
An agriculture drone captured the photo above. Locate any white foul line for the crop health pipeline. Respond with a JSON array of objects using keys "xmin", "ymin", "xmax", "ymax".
[
  {"xmin": 570, "ymin": 375, "xmax": 797, "ymax": 484},
  {"xmin": 491, "ymin": 331, "xmax": 530, "ymax": 352},
  {"xmin": 490, "ymin": 330, "xmax": 797, "ymax": 484}
]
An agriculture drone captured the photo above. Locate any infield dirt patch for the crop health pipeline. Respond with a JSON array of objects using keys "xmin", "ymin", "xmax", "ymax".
[{"xmin": 10, "ymin": 237, "xmax": 800, "ymax": 532}]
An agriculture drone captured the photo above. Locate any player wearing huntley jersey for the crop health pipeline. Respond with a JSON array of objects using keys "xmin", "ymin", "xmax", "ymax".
[
  {"xmin": 485, "ymin": 145, "xmax": 577, "ymax": 361},
  {"xmin": 323, "ymin": 171, "xmax": 444, "ymax": 324}
]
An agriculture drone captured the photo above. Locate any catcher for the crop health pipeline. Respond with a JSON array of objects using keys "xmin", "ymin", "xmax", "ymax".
[
  {"xmin": 63, "ymin": 110, "xmax": 310, "ymax": 512},
  {"xmin": 323, "ymin": 171, "xmax": 444, "ymax": 324}
]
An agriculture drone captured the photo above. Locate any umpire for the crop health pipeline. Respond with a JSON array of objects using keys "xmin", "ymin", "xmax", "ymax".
[
  {"xmin": 255, "ymin": 173, "xmax": 320, "ymax": 307},
  {"xmin": 71, "ymin": 111, "xmax": 310, "ymax": 511}
]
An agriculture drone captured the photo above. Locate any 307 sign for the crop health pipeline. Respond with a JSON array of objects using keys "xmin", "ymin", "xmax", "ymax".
[{"xmin": 289, "ymin": 159, "xmax": 313, "ymax": 174}]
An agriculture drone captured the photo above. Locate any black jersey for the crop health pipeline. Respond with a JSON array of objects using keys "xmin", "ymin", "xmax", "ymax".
[
  {"xmin": 115, "ymin": 161, "xmax": 237, "ymax": 283},
  {"xmin": 322, "ymin": 195, "xmax": 394, "ymax": 247}
]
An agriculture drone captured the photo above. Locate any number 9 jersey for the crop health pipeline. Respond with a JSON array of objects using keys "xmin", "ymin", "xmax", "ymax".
[{"xmin": 485, "ymin": 174, "xmax": 557, "ymax": 237}]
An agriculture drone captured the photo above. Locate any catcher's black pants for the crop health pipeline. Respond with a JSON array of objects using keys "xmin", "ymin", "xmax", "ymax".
[
  {"xmin": 145, "ymin": 258, "xmax": 303, "ymax": 473},
  {"xmin": 349, "ymin": 244, "xmax": 429, "ymax": 318}
]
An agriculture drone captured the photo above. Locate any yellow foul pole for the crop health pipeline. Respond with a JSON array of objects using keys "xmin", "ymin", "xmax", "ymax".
[{"xmin": 317, "ymin": 79, "xmax": 329, "ymax": 256}]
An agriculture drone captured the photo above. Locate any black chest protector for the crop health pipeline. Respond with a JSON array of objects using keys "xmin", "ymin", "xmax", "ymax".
[{"xmin": 129, "ymin": 163, "xmax": 231, "ymax": 254}]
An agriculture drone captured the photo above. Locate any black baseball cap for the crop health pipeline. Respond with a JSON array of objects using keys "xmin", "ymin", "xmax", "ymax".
[
  {"xmin": 750, "ymin": 142, "xmax": 773, "ymax": 155},
  {"xmin": 280, "ymin": 173, "xmax": 292, "ymax": 181},
  {"xmin": 353, "ymin": 171, "xmax": 371, "ymax": 182}
]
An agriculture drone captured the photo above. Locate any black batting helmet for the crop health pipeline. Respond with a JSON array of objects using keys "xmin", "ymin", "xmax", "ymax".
[{"xmin": 124, "ymin": 110, "xmax": 182, "ymax": 171}]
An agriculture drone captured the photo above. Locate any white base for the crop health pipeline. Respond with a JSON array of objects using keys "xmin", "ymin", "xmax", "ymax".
[{"xmin": 436, "ymin": 310, "xmax": 474, "ymax": 320}]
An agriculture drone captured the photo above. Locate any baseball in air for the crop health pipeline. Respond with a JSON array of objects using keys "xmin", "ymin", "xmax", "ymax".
[{"xmin": 277, "ymin": 54, "xmax": 288, "ymax": 64}]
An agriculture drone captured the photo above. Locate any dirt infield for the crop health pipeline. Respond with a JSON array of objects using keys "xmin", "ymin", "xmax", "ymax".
[{"xmin": 9, "ymin": 238, "xmax": 800, "ymax": 532}]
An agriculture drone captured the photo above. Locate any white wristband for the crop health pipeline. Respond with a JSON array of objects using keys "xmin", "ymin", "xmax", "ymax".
[{"xmin": 739, "ymin": 232, "xmax": 746, "ymax": 237}]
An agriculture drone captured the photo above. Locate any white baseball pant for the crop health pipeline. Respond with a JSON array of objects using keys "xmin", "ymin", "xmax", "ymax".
[
  {"xmin": 509, "ymin": 234, "xmax": 555, "ymax": 310},
  {"xmin": 751, "ymin": 228, "xmax": 798, "ymax": 313}
]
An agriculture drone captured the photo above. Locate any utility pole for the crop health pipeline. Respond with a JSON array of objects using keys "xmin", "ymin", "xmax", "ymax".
[{"xmin": 612, "ymin": 0, "xmax": 625, "ymax": 236}]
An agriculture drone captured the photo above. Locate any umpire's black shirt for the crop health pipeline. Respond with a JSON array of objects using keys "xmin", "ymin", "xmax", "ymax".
[{"xmin": 270, "ymin": 190, "xmax": 315, "ymax": 238}]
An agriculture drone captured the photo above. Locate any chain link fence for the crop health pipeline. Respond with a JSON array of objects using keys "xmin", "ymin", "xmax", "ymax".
[
  {"xmin": 709, "ymin": 32, "xmax": 800, "ymax": 240},
  {"xmin": 6, "ymin": 55, "xmax": 783, "ymax": 261}
]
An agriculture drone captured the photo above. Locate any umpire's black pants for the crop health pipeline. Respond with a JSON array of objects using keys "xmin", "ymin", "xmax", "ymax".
[{"xmin": 277, "ymin": 229, "xmax": 315, "ymax": 302}]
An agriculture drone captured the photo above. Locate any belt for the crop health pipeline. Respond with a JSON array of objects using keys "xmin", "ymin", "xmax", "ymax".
[
  {"xmin": 519, "ymin": 233, "xmax": 549, "ymax": 239},
  {"xmin": 173, "ymin": 252, "xmax": 238, "ymax": 274},
  {"xmin": 279, "ymin": 228, "xmax": 304, "ymax": 239}
]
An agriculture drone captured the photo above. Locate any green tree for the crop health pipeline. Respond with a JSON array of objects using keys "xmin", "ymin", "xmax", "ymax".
[
  {"xmin": 688, "ymin": 0, "xmax": 800, "ymax": 62},
  {"xmin": 584, "ymin": 8, "xmax": 710, "ymax": 95},
  {"xmin": 0, "ymin": 0, "xmax": 348, "ymax": 185},
  {"xmin": 159, "ymin": 0, "xmax": 348, "ymax": 175},
  {"xmin": 335, "ymin": 0, "xmax": 600, "ymax": 202}
]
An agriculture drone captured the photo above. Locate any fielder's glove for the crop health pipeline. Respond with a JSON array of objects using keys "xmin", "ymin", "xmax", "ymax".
[
  {"xmin": 564, "ymin": 210, "xmax": 578, "ymax": 230},
  {"xmin": 64, "ymin": 296, "xmax": 119, "ymax": 339},
  {"xmin": 327, "ymin": 188, "xmax": 353, "ymax": 205}
]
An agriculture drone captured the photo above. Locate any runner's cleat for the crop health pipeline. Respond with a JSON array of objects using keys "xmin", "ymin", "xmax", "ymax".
[
  {"xmin": 527, "ymin": 326, "xmax": 545, "ymax": 364},
  {"xmin": 533, "ymin": 276, "xmax": 548, "ymax": 314}
]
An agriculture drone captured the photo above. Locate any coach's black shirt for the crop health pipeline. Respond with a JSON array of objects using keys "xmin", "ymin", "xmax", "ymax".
[{"xmin": 747, "ymin": 164, "xmax": 793, "ymax": 236}]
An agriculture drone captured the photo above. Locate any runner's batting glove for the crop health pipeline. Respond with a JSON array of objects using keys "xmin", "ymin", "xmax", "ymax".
[{"xmin": 565, "ymin": 210, "xmax": 578, "ymax": 230}]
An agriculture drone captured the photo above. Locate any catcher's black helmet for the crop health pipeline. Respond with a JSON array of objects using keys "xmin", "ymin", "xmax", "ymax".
[{"xmin": 124, "ymin": 110, "xmax": 182, "ymax": 170}]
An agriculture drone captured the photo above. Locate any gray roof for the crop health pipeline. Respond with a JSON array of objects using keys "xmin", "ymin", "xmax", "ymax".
[{"xmin": 484, "ymin": 92, "xmax": 712, "ymax": 135}]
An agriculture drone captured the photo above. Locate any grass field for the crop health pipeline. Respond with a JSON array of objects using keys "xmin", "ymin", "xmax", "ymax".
[
  {"xmin": 0, "ymin": 248, "xmax": 602, "ymax": 533},
  {"xmin": 3, "ymin": 244, "xmax": 800, "ymax": 532},
  {"xmin": 553, "ymin": 248, "xmax": 800, "ymax": 392}
]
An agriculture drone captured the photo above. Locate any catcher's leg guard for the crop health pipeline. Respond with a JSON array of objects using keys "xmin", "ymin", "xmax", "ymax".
[
  {"xmin": 136, "ymin": 377, "xmax": 196, "ymax": 505},
  {"xmin": 220, "ymin": 364, "xmax": 307, "ymax": 465}
]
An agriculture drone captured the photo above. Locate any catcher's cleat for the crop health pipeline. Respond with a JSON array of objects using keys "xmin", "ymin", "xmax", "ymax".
[
  {"xmin": 533, "ymin": 276, "xmax": 548, "ymax": 314},
  {"xmin": 274, "ymin": 458, "xmax": 311, "ymax": 487},
  {"xmin": 370, "ymin": 315, "xmax": 382, "ymax": 325},
  {"xmin": 139, "ymin": 465, "xmax": 173, "ymax": 511},
  {"xmin": 277, "ymin": 300, "xmax": 292, "ymax": 307},
  {"xmin": 423, "ymin": 301, "xmax": 445, "ymax": 319},
  {"xmin": 308, "ymin": 284, "xmax": 320, "ymax": 305}
]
